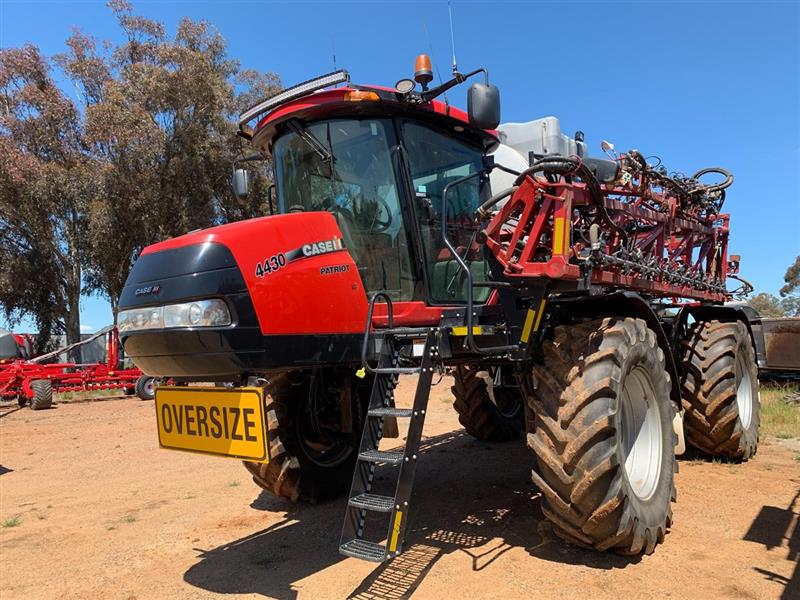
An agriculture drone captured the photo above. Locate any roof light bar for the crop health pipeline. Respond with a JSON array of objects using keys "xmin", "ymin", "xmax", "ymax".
[{"xmin": 238, "ymin": 70, "xmax": 350, "ymax": 127}]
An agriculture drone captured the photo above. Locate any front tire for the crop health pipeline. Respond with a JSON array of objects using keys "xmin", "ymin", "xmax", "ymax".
[
  {"xmin": 527, "ymin": 317, "xmax": 676, "ymax": 555},
  {"xmin": 243, "ymin": 370, "xmax": 367, "ymax": 503},
  {"xmin": 452, "ymin": 365, "xmax": 524, "ymax": 442},
  {"xmin": 679, "ymin": 319, "xmax": 759, "ymax": 460}
]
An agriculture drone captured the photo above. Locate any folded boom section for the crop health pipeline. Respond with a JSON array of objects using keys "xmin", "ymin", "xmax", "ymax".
[{"xmin": 481, "ymin": 154, "xmax": 734, "ymax": 302}]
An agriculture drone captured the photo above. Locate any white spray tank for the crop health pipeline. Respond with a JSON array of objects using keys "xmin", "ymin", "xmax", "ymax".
[{"xmin": 489, "ymin": 116, "xmax": 587, "ymax": 205}]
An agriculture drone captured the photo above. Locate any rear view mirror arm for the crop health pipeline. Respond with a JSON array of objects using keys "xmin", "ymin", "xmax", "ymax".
[{"xmin": 419, "ymin": 67, "xmax": 487, "ymax": 103}]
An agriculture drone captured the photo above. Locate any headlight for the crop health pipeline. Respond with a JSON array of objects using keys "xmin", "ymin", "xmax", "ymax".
[{"xmin": 118, "ymin": 299, "xmax": 231, "ymax": 332}]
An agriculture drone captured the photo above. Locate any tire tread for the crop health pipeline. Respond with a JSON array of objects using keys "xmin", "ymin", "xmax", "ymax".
[{"xmin": 527, "ymin": 317, "xmax": 675, "ymax": 555}]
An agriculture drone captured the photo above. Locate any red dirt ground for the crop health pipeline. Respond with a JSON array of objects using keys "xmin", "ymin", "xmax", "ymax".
[{"xmin": 1, "ymin": 375, "xmax": 798, "ymax": 599}]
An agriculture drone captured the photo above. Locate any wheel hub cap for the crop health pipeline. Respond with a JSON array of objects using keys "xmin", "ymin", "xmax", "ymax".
[
  {"xmin": 620, "ymin": 367, "xmax": 663, "ymax": 501},
  {"xmin": 735, "ymin": 355, "xmax": 753, "ymax": 429}
]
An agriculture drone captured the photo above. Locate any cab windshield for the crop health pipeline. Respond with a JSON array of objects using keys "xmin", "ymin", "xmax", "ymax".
[
  {"xmin": 273, "ymin": 117, "xmax": 491, "ymax": 305},
  {"xmin": 274, "ymin": 118, "xmax": 415, "ymax": 301}
]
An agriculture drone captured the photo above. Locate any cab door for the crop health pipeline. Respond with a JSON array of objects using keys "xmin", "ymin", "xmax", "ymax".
[{"xmin": 399, "ymin": 120, "xmax": 491, "ymax": 305}]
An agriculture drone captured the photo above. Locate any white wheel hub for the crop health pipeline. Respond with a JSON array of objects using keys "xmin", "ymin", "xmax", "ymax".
[
  {"xmin": 620, "ymin": 367, "xmax": 663, "ymax": 501},
  {"xmin": 735, "ymin": 355, "xmax": 753, "ymax": 429}
]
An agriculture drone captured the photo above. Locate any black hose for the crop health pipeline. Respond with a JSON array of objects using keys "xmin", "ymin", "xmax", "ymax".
[
  {"xmin": 476, "ymin": 185, "xmax": 518, "ymax": 219},
  {"xmin": 514, "ymin": 156, "xmax": 628, "ymax": 244},
  {"xmin": 691, "ymin": 167, "xmax": 734, "ymax": 193},
  {"xmin": 627, "ymin": 149, "xmax": 648, "ymax": 172}
]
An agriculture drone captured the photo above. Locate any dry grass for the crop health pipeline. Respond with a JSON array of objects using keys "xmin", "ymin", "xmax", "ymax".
[
  {"xmin": 760, "ymin": 384, "xmax": 800, "ymax": 439},
  {"xmin": 55, "ymin": 389, "xmax": 128, "ymax": 402}
]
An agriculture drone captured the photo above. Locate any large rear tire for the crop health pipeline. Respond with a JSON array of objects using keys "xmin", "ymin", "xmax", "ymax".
[
  {"xmin": 452, "ymin": 365, "xmax": 524, "ymax": 441},
  {"xmin": 243, "ymin": 370, "xmax": 367, "ymax": 503},
  {"xmin": 29, "ymin": 379, "xmax": 53, "ymax": 410},
  {"xmin": 679, "ymin": 320, "xmax": 759, "ymax": 460},
  {"xmin": 527, "ymin": 317, "xmax": 676, "ymax": 555}
]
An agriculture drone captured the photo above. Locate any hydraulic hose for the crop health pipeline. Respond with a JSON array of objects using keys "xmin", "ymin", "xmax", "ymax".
[
  {"xmin": 476, "ymin": 185, "xmax": 518, "ymax": 220},
  {"xmin": 514, "ymin": 156, "xmax": 628, "ymax": 244},
  {"xmin": 691, "ymin": 167, "xmax": 734, "ymax": 193}
]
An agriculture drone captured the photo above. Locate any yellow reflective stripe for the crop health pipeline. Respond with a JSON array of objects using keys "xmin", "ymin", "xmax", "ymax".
[
  {"xmin": 533, "ymin": 298, "xmax": 547, "ymax": 332},
  {"xmin": 520, "ymin": 298, "xmax": 548, "ymax": 343},
  {"xmin": 520, "ymin": 308, "xmax": 537, "ymax": 343},
  {"xmin": 389, "ymin": 510, "xmax": 403, "ymax": 552},
  {"xmin": 553, "ymin": 216, "xmax": 565, "ymax": 255},
  {"xmin": 451, "ymin": 326, "xmax": 486, "ymax": 337}
]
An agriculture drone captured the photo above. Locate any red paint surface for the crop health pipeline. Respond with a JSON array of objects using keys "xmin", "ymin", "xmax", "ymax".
[
  {"xmin": 146, "ymin": 212, "xmax": 369, "ymax": 335},
  {"xmin": 141, "ymin": 212, "xmax": 472, "ymax": 334}
]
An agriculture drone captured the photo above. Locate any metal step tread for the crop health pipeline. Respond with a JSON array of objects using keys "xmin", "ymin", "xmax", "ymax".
[
  {"xmin": 349, "ymin": 492, "xmax": 395, "ymax": 512},
  {"xmin": 339, "ymin": 539, "xmax": 386, "ymax": 563},
  {"xmin": 375, "ymin": 326, "xmax": 432, "ymax": 336},
  {"xmin": 369, "ymin": 407, "xmax": 413, "ymax": 418},
  {"xmin": 371, "ymin": 366, "xmax": 420, "ymax": 375},
  {"xmin": 359, "ymin": 449, "xmax": 404, "ymax": 465}
]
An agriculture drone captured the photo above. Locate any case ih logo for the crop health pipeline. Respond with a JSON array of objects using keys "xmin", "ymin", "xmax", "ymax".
[
  {"xmin": 282, "ymin": 237, "xmax": 346, "ymax": 264},
  {"xmin": 301, "ymin": 237, "xmax": 344, "ymax": 257},
  {"xmin": 135, "ymin": 285, "xmax": 161, "ymax": 297}
]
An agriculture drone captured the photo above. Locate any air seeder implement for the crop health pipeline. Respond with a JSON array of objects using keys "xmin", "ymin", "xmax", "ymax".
[
  {"xmin": 118, "ymin": 56, "xmax": 762, "ymax": 562},
  {"xmin": 0, "ymin": 326, "xmax": 154, "ymax": 409}
]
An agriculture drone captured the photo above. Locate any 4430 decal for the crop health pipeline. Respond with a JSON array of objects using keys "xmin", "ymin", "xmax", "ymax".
[
  {"xmin": 254, "ymin": 253, "xmax": 286, "ymax": 277},
  {"xmin": 253, "ymin": 237, "xmax": 346, "ymax": 278}
]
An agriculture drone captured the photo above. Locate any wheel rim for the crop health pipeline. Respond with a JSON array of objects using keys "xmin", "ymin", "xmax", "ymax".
[
  {"xmin": 295, "ymin": 378, "xmax": 354, "ymax": 469},
  {"xmin": 492, "ymin": 387, "xmax": 523, "ymax": 419},
  {"xmin": 735, "ymin": 354, "xmax": 753, "ymax": 429},
  {"xmin": 481, "ymin": 370, "xmax": 522, "ymax": 419},
  {"xmin": 297, "ymin": 411, "xmax": 353, "ymax": 467},
  {"xmin": 298, "ymin": 433, "xmax": 352, "ymax": 468},
  {"xmin": 620, "ymin": 367, "xmax": 663, "ymax": 501},
  {"xmin": 144, "ymin": 378, "xmax": 155, "ymax": 396}
]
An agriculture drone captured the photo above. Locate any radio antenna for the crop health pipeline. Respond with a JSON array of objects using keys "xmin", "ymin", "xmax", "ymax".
[
  {"xmin": 331, "ymin": 35, "xmax": 337, "ymax": 70},
  {"xmin": 424, "ymin": 21, "xmax": 449, "ymax": 108},
  {"xmin": 448, "ymin": 0, "xmax": 458, "ymax": 75}
]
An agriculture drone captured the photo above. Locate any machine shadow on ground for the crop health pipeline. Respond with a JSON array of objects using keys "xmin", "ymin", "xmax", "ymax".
[
  {"xmin": 183, "ymin": 429, "xmax": 641, "ymax": 600},
  {"xmin": 0, "ymin": 404, "xmax": 27, "ymax": 419},
  {"xmin": 745, "ymin": 485, "xmax": 800, "ymax": 600}
]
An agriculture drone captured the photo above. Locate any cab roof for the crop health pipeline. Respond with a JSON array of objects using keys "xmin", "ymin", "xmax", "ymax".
[{"xmin": 239, "ymin": 71, "xmax": 499, "ymax": 155}]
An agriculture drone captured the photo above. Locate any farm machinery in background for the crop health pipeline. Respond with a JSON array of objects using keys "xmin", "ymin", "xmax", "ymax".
[
  {"xmin": 0, "ymin": 326, "xmax": 155, "ymax": 409},
  {"xmin": 117, "ymin": 55, "xmax": 763, "ymax": 563},
  {"xmin": 759, "ymin": 316, "xmax": 800, "ymax": 379}
]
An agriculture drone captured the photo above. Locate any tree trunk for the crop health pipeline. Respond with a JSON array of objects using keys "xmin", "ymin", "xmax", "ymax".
[
  {"xmin": 64, "ymin": 232, "xmax": 82, "ymax": 364},
  {"xmin": 64, "ymin": 302, "xmax": 81, "ymax": 363},
  {"xmin": 110, "ymin": 295, "xmax": 119, "ymax": 326}
]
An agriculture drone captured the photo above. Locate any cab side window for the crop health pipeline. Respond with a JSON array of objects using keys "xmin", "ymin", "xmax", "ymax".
[{"xmin": 401, "ymin": 121, "xmax": 490, "ymax": 303}]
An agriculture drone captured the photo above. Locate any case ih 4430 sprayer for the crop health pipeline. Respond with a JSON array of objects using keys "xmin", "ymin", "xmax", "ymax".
[{"xmin": 117, "ymin": 56, "xmax": 763, "ymax": 562}]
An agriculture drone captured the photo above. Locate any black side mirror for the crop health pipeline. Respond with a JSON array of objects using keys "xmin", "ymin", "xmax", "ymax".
[
  {"xmin": 467, "ymin": 83, "xmax": 501, "ymax": 130},
  {"xmin": 232, "ymin": 168, "xmax": 249, "ymax": 200}
]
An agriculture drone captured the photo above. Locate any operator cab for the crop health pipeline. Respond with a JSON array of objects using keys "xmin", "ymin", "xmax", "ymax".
[
  {"xmin": 236, "ymin": 58, "xmax": 502, "ymax": 308},
  {"xmin": 271, "ymin": 117, "xmax": 491, "ymax": 305}
]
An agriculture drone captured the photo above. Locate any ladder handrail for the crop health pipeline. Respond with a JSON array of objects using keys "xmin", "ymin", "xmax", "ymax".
[
  {"xmin": 359, "ymin": 292, "xmax": 397, "ymax": 374},
  {"xmin": 441, "ymin": 173, "xmax": 519, "ymax": 356}
]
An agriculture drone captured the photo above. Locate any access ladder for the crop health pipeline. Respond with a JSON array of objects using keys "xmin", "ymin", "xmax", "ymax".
[{"xmin": 338, "ymin": 324, "xmax": 438, "ymax": 563}]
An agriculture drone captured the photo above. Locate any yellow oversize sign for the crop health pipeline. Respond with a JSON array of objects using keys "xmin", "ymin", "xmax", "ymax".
[{"xmin": 155, "ymin": 387, "xmax": 269, "ymax": 462}]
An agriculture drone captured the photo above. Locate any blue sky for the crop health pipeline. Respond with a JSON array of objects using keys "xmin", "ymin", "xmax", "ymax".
[{"xmin": 1, "ymin": 0, "xmax": 798, "ymax": 332}]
